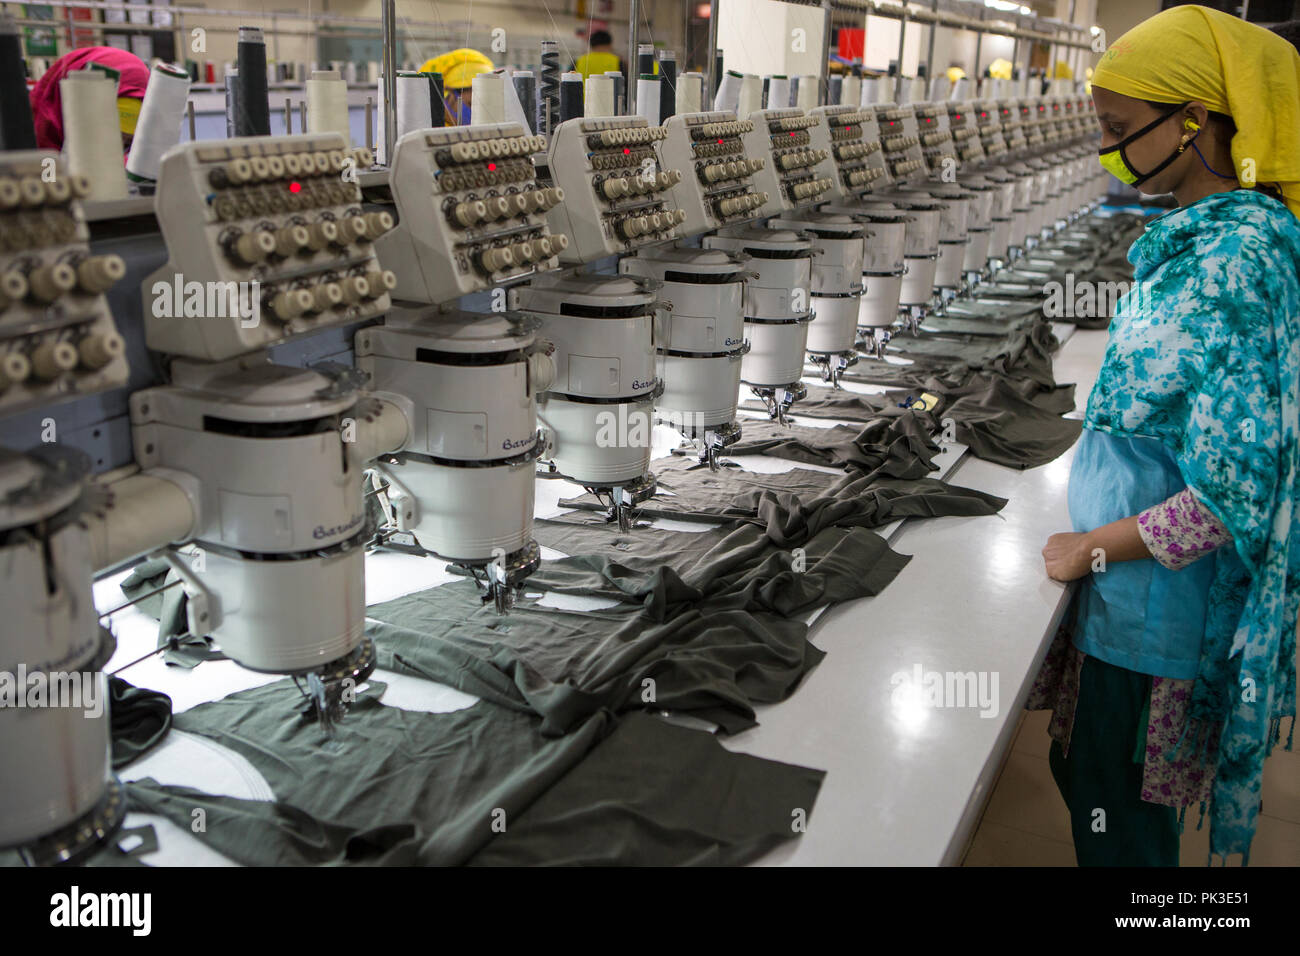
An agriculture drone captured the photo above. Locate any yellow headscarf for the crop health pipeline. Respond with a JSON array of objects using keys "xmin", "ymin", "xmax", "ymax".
[
  {"xmin": 987, "ymin": 58, "xmax": 1013, "ymax": 81},
  {"xmin": 1092, "ymin": 4, "xmax": 1300, "ymax": 219},
  {"xmin": 420, "ymin": 48, "xmax": 494, "ymax": 90}
]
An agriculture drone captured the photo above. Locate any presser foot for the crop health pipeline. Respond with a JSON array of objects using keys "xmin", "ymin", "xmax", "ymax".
[{"xmin": 463, "ymin": 540, "xmax": 542, "ymax": 615}]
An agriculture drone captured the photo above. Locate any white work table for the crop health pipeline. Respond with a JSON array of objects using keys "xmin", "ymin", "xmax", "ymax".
[
  {"xmin": 94, "ymin": 325, "xmax": 1112, "ymax": 866},
  {"xmin": 732, "ymin": 324, "xmax": 1111, "ymax": 865}
]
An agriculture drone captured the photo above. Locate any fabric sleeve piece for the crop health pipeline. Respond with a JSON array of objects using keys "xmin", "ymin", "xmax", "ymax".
[{"xmin": 1136, "ymin": 487, "xmax": 1234, "ymax": 571}]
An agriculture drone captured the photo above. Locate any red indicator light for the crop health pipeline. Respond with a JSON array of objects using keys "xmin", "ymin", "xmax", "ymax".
[
  {"xmin": 789, "ymin": 131, "xmax": 796, "ymax": 136},
  {"xmin": 955, "ymin": 114, "xmax": 962, "ymax": 120},
  {"xmin": 844, "ymin": 125, "xmax": 851, "ymax": 132},
  {"xmin": 289, "ymin": 181, "xmax": 301, "ymax": 193},
  {"xmin": 623, "ymin": 147, "xmax": 631, "ymax": 154},
  {"xmin": 487, "ymin": 162, "xmax": 497, "ymax": 171},
  {"xmin": 717, "ymin": 138, "xmax": 724, "ymax": 144}
]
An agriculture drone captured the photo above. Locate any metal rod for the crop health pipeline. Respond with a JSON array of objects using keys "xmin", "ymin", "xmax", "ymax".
[
  {"xmin": 19, "ymin": 0, "xmax": 629, "ymax": 31},
  {"xmin": 381, "ymin": 0, "xmax": 396, "ymax": 159},
  {"xmin": 820, "ymin": 0, "xmax": 833, "ymax": 106},
  {"xmin": 974, "ymin": 31, "xmax": 982, "ymax": 79},
  {"xmin": 895, "ymin": 14, "xmax": 907, "ymax": 102},
  {"xmin": 627, "ymin": 0, "xmax": 639, "ymax": 115},
  {"xmin": 98, "ymin": 579, "xmax": 184, "ymax": 621},
  {"xmin": 299, "ymin": 100, "xmax": 307, "ymax": 136},
  {"xmin": 284, "ymin": 96, "xmax": 293, "ymax": 133},
  {"xmin": 187, "ymin": 99, "xmax": 196, "ymax": 140},
  {"xmin": 926, "ymin": 0, "xmax": 938, "ymax": 93},
  {"xmin": 365, "ymin": 96, "xmax": 374, "ymax": 151},
  {"xmin": 706, "ymin": 0, "xmax": 719, "ymax": 102}
]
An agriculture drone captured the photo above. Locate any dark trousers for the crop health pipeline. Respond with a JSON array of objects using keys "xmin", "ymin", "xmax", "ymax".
[{"xmin": 1048, "ymin": 654, "xmax": 1180, "ymax": 866}]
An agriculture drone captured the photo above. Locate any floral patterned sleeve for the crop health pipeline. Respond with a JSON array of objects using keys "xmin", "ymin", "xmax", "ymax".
[{"xmin": 1136, "ymin": 488, "xmax": 1233, "ymax": 570}]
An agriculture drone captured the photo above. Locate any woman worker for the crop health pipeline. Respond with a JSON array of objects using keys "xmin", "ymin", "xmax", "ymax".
[
  {"xmin": 1038, "ymin": 4, "xmax": 1300, "ymax": 865},
  {"xmin": 419, "ymin": 48, "xmax": 494, "ymax": 126},
  {"xmin": 29, "ymin": 46, "xmax": 149, "ymax": 153}
]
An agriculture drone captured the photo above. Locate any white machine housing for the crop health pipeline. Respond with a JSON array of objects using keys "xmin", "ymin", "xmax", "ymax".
[
  {"xmin": 705, "ymin": 227, "xmax": 814, "ymax": 390},
  {"xmin": 772, "ymin": 212, "xmax": 864, "ymax": 358},
  {"xmin": 513, "ymin": 274, "xmax": 660, "ymax": 489},
  {"xmin": 0, "ymin": 448, "xmax": 114, "ymax": 853},
  {"xmin": 621, "ymin": 246, "xmax": 750, "ymax": 432},
  {"xmin": 129, "ymin": 360, "xmax": 379, "ymax": 672},
  {"xmin": 356, "ymin": 310, "xmax": 552, "ymax": 565}
]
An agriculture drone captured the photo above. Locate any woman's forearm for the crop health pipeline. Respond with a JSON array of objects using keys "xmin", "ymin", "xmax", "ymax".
[{"xmin": 1082, "ymin": 515, "xmax": 1153, "ymax": 564}]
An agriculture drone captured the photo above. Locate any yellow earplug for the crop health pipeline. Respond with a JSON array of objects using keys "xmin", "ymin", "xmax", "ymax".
[{"xmin": 1184, "ymin": 118, "xmax": 1201, "ymax": 131}]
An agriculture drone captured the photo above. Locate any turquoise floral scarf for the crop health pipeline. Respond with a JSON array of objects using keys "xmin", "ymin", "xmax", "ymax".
[{"xmin": 1085, "ymin": 189, "xmax": 1300, "ymax": 864}]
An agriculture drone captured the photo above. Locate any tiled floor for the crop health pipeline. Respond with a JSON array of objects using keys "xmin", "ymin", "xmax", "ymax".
[{"xmin": 962, "ymin": 692, "xmax": 1300, "ymax": 866}]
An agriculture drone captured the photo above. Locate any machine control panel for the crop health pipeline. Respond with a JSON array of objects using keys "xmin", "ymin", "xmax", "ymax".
[
  {"xmin": 740, "ymin": 109, "xmax": 834, "ymax": 218},
  {"xmin": 914, "ymin": 103, "xmax": 956, "ymax": 177},
  {"xmin": 946, "ymin": 102, "xmax": 985, "ymax": 165},
  {"xmin": 0, "ymin": 152, "xmax": 128, "ymax": 414},
  {"xmin": 658, "ymin": 111, "xmax": 768, "ymax": 236},
  {"xmin": 541, "ymin": 116, "xmax": 686, "ymax": 264},
  {"xmin": 144, "ymin": 132, "xmax": 394, "ymax": 361},
  {"xmin": 997, "ymin": 101, "xmax": 1027, "ymax": 154},
  {"xmin": 874, "ymin": 106, "xmax": 927, "ymax": 182},
  {"xmin": 972, "ymin": 101, "xmax": 1009, "ymax": 160},
  {"xmin": 375, "ymin": 123, "xmax": 569, "ymax": 303},
  {"xmin": 809, "ymin": 105, "xmax": 888, "ymax": 201}
]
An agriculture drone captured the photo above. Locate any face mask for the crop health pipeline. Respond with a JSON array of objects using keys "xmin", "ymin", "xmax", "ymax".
[{"xmin": 1098, "ymin": 101, "xmax": 1188, "ymax": 187}]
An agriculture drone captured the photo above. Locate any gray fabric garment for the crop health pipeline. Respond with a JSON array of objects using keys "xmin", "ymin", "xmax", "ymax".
[
  {"xmin": 467, "ymin": 710, "xmax": 825, "ymax": 865},
  {"xmin": 919, "ymin": 313, "xmax": 1034, "ymax": 337},
  {"xmin": 939, "ymin": 375, "xmax": 1081, "ymax": 469},
  {"xmin": 527, "ymin": 517, "xmax": 910, "ymax": 618},
  {"xmin": 721, "ymin": 414, "xmax": 939, "ymax": 478},
  {"xmin": 882, "ymin": 330, "xmax": 1030, "ymax": 365},
  {"xmin": 369, "ymin": 555, "xmax": 838, "ymax": 735},
  {"xmin": 737, "ymin": 373, "xmax": 1078, "ymax": 470},
  {"xmin": 560, "ymin": 453, "xmax": 1006, "ymax": 546},
  {"xmin": 109, "ymin": 677, "xmax": 172, "ymax": 769},
  {"xmin": 739, "ymin": 384, "xmax": 907, "ymax": 422},
  {"xmin": 133, "ymin": 679, "xmax": 604, "ymax": 865},
  {"xmin": 125, "ymin": 680, "xmax": 824, "ymax": 865}
]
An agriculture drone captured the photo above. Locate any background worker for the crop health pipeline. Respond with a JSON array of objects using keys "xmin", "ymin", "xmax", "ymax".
[{"xmin": 419, "ymin": 48, "xmax": 494, "ymax": 125}]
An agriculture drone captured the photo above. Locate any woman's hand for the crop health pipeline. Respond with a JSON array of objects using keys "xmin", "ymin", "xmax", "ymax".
[{"xmin": 1041, "ymin": 531, "xmax": 1096, "ymax": 582}]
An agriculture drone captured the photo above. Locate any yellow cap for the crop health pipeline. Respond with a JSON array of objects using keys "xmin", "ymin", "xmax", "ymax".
[
  {"xmin": 419, "ymin": 48, "xmax": 494, "ymax": 90},
  {"xmin": 945, "ymin": 66, "xmax": 966, "ymax": 83},
  {"xmin": 987, "ymin": 58, "xmax": 1014, "ymax": 80},
  {"xmin": 117, "ymin": 96, "xmax": 142, "ymax": 136},
  {"xmin": 1049, "ymin": 60, "xmax": 1074, "ymax": 80}
]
